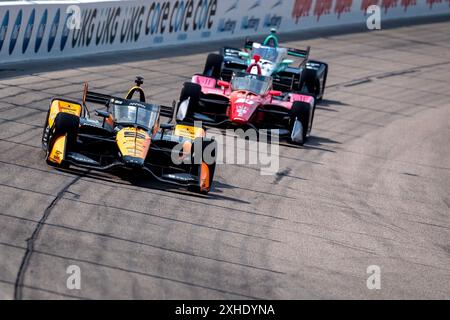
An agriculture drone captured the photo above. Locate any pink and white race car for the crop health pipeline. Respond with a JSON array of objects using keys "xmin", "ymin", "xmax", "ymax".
[{"xmin": 176, "ymin": 58, "xmax": 316, "ymax": 145}]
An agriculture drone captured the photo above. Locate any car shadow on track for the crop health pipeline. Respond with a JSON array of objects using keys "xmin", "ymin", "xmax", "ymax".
[
  {"xmin": 319, "ymin": 99, "xmax": 349, "ymax": 108},
  {"xmin": 302, "ymin": 136, "xmax": 341, "ymax": 153},
  {"xmin": 213, "ymin": 179, "xmax": 298, "ymax": 201},
  {"xmin": 316, "ymin": 99, "xmax": 348, "ymax": 113},
  {"xmin": 276, "ymin": 136, "xmax": 339, "ymax": 154},
  {"xmin": 55, "ymin": 166, "xmax": 248, "ymax": 203},
  {"xmin": 134, "ymin": 177, "xmax": 251, "ymax": 204}
]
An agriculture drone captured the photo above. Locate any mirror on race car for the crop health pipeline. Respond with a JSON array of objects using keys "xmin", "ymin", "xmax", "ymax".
[
  {"xmin": 217, "ymin": 80, "xmax": 230, "ymax": 88},
  {"xmin": 160, "ymin": 123, "xmax": 174, "ymax": 130},
  {"xmin": 239, "ymin": 52, "xmax": 250, "ymax": 59},
  {"xmin": 269, "ymin": 90, "xmax": 282, "ymax": 97},
  {"xmin": 96, "ymin": 110, "xmax": 111, "ymax": 118}
]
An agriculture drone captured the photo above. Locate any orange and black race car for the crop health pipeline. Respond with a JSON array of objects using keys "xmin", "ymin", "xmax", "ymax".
[{"xmin": 42, "ymin": 77, "xmax": 217, "ymax": 194}]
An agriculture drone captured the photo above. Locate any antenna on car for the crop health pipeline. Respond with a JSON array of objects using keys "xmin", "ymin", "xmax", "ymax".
[
  {"xmin": 135, "ymin": 76, "xmax": 144, "ymax": 87},
  {"xmin": 126, "ymin": 76, "xmax": 146, "ymax": 102}
]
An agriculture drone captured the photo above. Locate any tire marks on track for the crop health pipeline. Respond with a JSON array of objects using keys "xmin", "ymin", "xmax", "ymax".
[{"xmin": 13, "ymin": 175, "xmax": 84, "ymax": 300}]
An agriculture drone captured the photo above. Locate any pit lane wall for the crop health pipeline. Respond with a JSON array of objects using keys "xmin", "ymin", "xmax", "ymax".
[{"xmin": 0, "ymin": 0, "xmax": 449, "ymax": 63}]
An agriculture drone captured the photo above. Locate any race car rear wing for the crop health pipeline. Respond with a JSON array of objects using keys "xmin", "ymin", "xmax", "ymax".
[
  {"xmin": 160, "ymin": 102, "xmax": 177, "ymax": 120},
  {"xmin": 245, "ymin": 37, "xmax": 310, "ymax": 58},
  {"xmin": 287, "ymin": 46, "xmax": 310, "ymax": 60},
  {"xmin": 244, "ymin": 39, "xmax": 254, "ymax": 50},
  {"xmin": 84, "ymin": 87, "xmax": 175, "ymax": 120},
  {"xmin": 85, "ymin": 91, "xmax": 113, "ymax": 106},
  {"xmin": 223, "ymin": 46, "xmax": 245, "ymax": 58},
  {"xmin": 82, "ymin": 82, "xmax": 114, "ymax": 107}
]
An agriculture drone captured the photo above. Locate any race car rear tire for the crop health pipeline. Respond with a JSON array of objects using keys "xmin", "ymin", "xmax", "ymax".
[
  {"xmin": 290, "ymin": 101, "xmax": 312, "ymax": 145},
  {"xmin": 319, "ymin": 66, "xmax": 328, "ymax": 102},
  {"xmin": 203, "ymin": 53, "xmax": 223, "ymax": 79},
  {"xmin": 178, "ymin": 82, "xmax": 202, "ymax": 121},
  {"xmin": 300, "ymin": 69, "xmax": 319, "ymax": 98}
]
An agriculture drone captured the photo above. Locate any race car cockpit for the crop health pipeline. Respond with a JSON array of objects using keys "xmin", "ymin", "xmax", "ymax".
[
  {"xmin": 231, "ymin": 72, "xmax": 272, "ymax": 96},
  {"xmin": 111, "ymin": 99, "xmax": 160, "ymax": 132}
]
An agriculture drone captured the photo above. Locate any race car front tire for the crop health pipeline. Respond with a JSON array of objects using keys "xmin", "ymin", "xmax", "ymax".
[
  {"xmin": 300, "ymin": 68, "xmax": 320, "ymax": 98},
  {"xmin": 290, "ymin": 101, "xmax": 312, "ymax": 146},
  {"xmin": 46, "ymin": 113, "xmax": 80, "ymax": 167},
  {"xmin": 53, "ymin": 112, "xmax": 80, "ymax": 141},
  {"xmin": 188, "ymin": 138, "xmax": 217, "ymax": 194}
]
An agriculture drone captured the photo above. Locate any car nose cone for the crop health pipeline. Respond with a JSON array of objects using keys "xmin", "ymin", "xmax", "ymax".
[
  {"xmin": 231, "ymin": 117, "xmax": 248, "ymax": 125},
  {"xmin": 123, "ymin": 156, "xmax": 145, "ymax": 168}
]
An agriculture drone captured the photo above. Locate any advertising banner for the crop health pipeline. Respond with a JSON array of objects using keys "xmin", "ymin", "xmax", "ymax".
[{"xmin": 0, "ymin": 0, "xmax": 449, "ymax": 63}]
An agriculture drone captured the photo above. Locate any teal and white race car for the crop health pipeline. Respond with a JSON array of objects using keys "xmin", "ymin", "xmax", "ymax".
[{"xmin": 202, "ymin": 29, "xmax": 328, "ymax": 101}]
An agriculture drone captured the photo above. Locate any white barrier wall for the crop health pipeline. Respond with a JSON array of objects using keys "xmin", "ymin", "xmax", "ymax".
[{"xmin": 0, "ymin": 0, "xmax": 449, "ymax": 63}]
